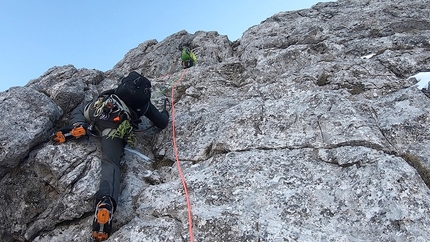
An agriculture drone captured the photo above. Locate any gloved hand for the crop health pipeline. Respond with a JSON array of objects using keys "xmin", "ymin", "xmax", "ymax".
[
  {"xmin": 161, "ymin": 109, "xmax": 169, "ymax": 120},
  {"xmin": 52, "ymin": 123, "xmax": 89, "ymax": 144},
  {"xmin": 162, "ymin": 98, "xmax": 169, "ymax": 119},
  {"xmin": 131, "ymin": 118, "xmax": 142, "ymax": 129}
]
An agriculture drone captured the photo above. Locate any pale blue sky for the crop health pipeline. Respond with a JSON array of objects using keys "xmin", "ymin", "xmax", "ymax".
[{"xmin": 0, "ymin": 0, "xmax": 331, "ymax": 92}]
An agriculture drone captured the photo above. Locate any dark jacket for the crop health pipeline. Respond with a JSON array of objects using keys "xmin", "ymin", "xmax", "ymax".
[{"xmin": 71, "ymin": 92, "xmax": 169, "ymax": 133}]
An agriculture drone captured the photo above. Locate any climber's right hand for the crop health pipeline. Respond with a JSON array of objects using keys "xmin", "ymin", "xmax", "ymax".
[{"xmin": 51, "ymin": 123, "xmax": 88, "ymax": 144}]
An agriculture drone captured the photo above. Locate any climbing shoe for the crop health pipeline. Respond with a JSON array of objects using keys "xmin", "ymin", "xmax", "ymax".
[
  {"xmin": 52, "ymin": 124, "xmax": 87, "ymax": 144},
  {"xmin": 92, "ymin": 196, "xmax": 113, "ymax": 241}
]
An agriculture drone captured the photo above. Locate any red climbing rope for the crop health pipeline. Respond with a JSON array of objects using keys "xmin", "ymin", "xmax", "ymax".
[{"xmin": 170, "ymin": 69, "xmax": 194, "ymax": 242}]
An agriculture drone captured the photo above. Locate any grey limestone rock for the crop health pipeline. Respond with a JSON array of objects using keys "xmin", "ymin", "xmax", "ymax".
[{"xmin": 1, "ymin": 0, "xmax": 430, "ymax": 241}]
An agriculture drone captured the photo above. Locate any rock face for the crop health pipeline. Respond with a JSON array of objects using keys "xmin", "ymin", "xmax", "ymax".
[{"xmin": 1, "ymin": 0, "xmax": 430, "ymax": 241}]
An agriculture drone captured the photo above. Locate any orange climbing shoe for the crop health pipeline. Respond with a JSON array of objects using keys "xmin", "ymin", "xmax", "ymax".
[{"xmin": 92, "ymin": 196, "xmax": 113, "ymax": 241}]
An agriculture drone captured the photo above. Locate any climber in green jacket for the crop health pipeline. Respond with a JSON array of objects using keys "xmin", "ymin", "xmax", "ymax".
[{"xmin": 181, "ymin": 46, "xmax": 197, "ymax": 69}]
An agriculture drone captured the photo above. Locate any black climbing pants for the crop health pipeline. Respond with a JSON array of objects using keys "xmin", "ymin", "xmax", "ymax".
[
  {"xmin": 95, "ymin": 134, "xmax": 124, "ymax": 207},
  {"xmin": 70, "ymin": 104, "xmax": 124, "ymax": 208}
]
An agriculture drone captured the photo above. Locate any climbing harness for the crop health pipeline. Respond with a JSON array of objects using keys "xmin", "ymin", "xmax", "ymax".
[
  {"xmin": 82, "ymin": 93, "xmax": 137, "ymax": 146},
  {"xmin": 88, "ymin": 94, "xmax": 132, "ymax": 123}
]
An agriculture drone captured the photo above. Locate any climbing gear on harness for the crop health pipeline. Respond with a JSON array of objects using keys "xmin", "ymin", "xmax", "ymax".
[
  {"xmin": 84, "ymin": 93, "xmax": 135, "ymax": 137},
  {"xmin": 87, "ymin": 94, "xmax": 132, "ymax": 123},
  {"xmin": 51, "ymin": 124, "xmax": 88, "ymax": 144},
  {"xmin": 107, "ymin": 119, "xmax": 136, "ymax": 147},
  {"xmin": 84, "ymin": 93, "xmax": 137, "ymax": 146},
  {"xmin": 92, "ymin": 196, "xmax": 114, "ymax": 242}
]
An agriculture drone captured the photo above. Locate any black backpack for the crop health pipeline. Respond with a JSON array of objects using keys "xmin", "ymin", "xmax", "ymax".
[{"xmin": 115, "ymin": 71, "xmax": 151, "ymax": 110}]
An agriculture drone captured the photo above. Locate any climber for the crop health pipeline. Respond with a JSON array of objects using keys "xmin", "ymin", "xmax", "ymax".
[
  {"xmin": 51, "ymin": 71, "xmax": 169, "ymax": 242},
  {"xmin": 181, "ymin": 46, "xmax": 197, "ymax": 69}
]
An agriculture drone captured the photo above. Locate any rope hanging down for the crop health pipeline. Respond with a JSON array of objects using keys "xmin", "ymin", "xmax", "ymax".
[{"xmin": 170, "ymin": 68, "xmax": 194, "ymax": 242}]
